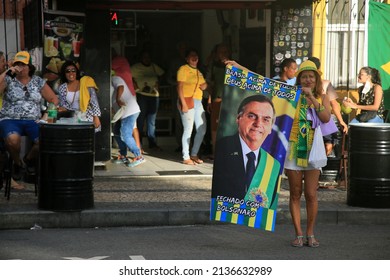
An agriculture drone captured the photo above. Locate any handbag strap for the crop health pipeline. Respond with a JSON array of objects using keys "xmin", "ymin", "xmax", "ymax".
[{"xmin": 191, "ymin": 70, "xmax": 199, "ymax": 98}]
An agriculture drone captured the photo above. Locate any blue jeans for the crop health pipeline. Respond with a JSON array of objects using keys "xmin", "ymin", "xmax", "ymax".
[
  {"xmin": 121, "ymin": 112, "xmax": 141, "ymax": 157},
  {"xmin": 113, "ymin": 120, "xmax": 127, "ymax": 157},
  {"xmin": 136, "ymin": 94, "xmax": 159, "ymax": 148},
  {"xmin": 350, "ymin": 115, "xmax": 384, "ymax": 124},
  {"xmin": 180, "ymin": 99, "xmax": 206, "ymax": 160}
]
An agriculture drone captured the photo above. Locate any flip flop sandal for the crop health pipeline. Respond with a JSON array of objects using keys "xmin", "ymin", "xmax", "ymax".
[
  {"xmin": 183, "ymin": 159, "xmax": 196, "ymax": 165},
  {"xmin": 305, "ymin": 235, "xmax": 320, "ymax": 248},
  {"xmin": 291, "ymin": 236, "xmax": 304, "ymax": 247}
]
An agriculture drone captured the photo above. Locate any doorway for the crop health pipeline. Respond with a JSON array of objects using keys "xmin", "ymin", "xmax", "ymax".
[{"xmin": 239, "ymin": 27, "xmax": 266, "ymax": 75}]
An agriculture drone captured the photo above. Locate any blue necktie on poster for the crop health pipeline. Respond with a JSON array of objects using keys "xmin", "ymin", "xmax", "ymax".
[{"xmin": 245, "ymin": 152, "xmax": 256, "ymax": 193}]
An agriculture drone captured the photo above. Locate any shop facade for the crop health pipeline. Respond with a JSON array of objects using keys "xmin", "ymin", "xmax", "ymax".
[{"xmin": 2, "ymin": 0, "xmax": 318, "ymax": 161}]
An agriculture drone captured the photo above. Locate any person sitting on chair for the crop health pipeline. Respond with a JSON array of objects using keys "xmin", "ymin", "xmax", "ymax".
[{"xmin": 0, "ymin": 51, "xmax": 59, "ymax": 181}]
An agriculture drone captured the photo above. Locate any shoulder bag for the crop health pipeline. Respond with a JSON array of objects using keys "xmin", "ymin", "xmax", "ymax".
[{"xmin": 356, "ymin": 111, "xmax": 377, "ymax": 122}]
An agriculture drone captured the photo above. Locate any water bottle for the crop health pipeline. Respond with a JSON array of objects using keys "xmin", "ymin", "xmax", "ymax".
[{"xmin": 47, "ymin": 103, "xmax": 57, "ymax": 123}]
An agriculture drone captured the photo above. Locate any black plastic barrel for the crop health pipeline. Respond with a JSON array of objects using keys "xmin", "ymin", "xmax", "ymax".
[
  {"xmin": 320, "ymin": 157, "xmax": 340, "ymax": 182},
  {"xmin": 38, "ymin": 123, "xmax": 95, "ymax": 211},
  {"xmin": 347, "ymin": 123, "xmax": 390, "ymax": 208}
]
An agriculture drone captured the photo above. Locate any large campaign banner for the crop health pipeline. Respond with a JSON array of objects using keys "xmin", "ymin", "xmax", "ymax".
[{"xmin": 210, "ymin": 65, "xmax": 301, "ymax": 231}]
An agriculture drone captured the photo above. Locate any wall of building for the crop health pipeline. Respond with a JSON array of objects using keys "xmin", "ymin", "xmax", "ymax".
[
  {"xmin": 0, "ymin": 0, "xmax": 26, "ymax": 58},
  {"xmin": 2, "ymin": 0, "xmax": 316, "ymax": 162}
]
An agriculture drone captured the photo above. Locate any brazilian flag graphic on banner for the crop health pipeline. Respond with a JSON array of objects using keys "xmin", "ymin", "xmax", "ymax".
[
  {"xmin": 368, "ymin": 1, "xmax": 390, "ymax": 109},
  {"xmin": 210, "ymin": 65, "xmax": 302, "ymax": 231}
]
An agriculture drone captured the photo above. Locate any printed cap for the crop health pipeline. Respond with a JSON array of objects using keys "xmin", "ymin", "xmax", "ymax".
[{"xmin": 13, "ymin": 51, "xmax": 31, "ymax": 65}]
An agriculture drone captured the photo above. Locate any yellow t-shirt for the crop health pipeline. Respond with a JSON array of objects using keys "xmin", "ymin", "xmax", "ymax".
[{"xmin": 177, "ymin": 64, "xmax": 206, "ymax": 100}]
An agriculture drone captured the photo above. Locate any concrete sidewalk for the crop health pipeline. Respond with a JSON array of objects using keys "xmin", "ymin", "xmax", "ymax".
[{"xmin": 1, "ymin": 139, "xmax": 389, "ymax": 230}]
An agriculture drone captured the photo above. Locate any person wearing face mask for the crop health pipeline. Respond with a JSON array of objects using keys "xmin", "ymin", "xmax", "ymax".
[
  {"xmin": 0, "ymin": 51, "xmax": 59, "ymax": 181},
  {"xmin": 177, "ymin": 49, "xmax": 208, "ymax": 165},
  {"xmin": 343, "ymin": 66, "xmax": 384, "ymax": 123}
]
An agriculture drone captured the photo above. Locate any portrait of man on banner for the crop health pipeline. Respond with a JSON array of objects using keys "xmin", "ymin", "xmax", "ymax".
[
  {"xmin": 210, "ymin": 65, "xmax": 301, "ymax": 231},
  {"xmin": 212, "ymin": 94, "xmax": 279, "ymax": 207}
]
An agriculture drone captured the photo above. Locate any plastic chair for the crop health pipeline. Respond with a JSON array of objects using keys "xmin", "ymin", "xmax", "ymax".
[
  {"xmin": 2, "ymin": 149, "xmax": 38, "ymax": 201},
  {"xmin": 3, "ymin": 152, "xmax": 13, "ymax": 200}
]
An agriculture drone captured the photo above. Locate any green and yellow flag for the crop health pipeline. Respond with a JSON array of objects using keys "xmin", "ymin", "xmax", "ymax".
[{"xmin": 368, "ymin": 1, "xmax": 390, "ymax": 109}]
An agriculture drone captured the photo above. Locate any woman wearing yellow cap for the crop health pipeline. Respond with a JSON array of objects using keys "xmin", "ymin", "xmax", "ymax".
[
  {"xmin": 284, "ymin": 60, "xmax": 331, "ymax": 248},
  {"xmin": 57, "ymin": 61, "xmax": 101, "ymax": 132},
  {"xmin": 0, "ymin": 51, "xmax": 59, "ymax": 181}
]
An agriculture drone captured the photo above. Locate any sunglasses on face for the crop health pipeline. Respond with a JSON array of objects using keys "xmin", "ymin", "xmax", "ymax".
[{"xmin": 65, "ymin": 68, "xmax": 77, "ymax": 73}]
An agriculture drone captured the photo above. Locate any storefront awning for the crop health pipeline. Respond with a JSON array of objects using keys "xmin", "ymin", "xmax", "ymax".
[{"xmin": 86, "ymin": 0, "xmax": 275, "ymax": 10}]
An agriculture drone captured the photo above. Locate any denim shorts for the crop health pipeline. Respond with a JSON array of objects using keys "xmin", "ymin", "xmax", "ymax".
[{"xmin": 0, "ymin": 119, "xmax": 39, "ymax": 143}]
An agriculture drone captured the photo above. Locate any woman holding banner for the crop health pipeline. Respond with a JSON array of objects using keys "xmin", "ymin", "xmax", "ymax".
[{"xmin": 284, "ymin": 60, "xmax": 331, "ymax": 248}]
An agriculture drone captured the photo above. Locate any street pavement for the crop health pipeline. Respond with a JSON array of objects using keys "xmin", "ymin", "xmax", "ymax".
[
  {"xmin": 1, "ymin": 137, "xmax": 389, "ymax": 230},
  {"xmin": 2, "ymin": 224, "xmax": 390, "ymax": 260}
]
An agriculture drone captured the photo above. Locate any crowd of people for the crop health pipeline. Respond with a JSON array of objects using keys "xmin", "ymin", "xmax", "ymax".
[{"xmin": 0, "ymin": 45, "xmax": 386, "ymax": 248}]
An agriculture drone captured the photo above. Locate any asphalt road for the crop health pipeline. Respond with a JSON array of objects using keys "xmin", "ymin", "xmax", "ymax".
[{"xmin": 1, "ymin": 224, "xmax": 389, "ymax": 260}]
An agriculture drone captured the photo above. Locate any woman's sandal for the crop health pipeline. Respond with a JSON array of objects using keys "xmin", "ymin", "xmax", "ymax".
[
  {"xmin": 183, "ymin": 159, "xmax": 196, "ymax": 165},
  {"xmin": 291, "ymin": 236, "xmax": 304, "ymax": 247},
  {"xmin": 306, "ymin": 235, "xmax": 320, "ymax": 248},
  {"xmin": 190, "ymin": 156, "xmax": 203, "ymax": 164}
]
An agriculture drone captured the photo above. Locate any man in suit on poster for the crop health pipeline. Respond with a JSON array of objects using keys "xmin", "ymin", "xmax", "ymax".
[{"xmin": 211, "ymin": 94, "xmax": 281, "ymax": 208}]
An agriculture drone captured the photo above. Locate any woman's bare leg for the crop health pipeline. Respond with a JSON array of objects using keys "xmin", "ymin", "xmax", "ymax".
[
  {"xmin": 303, "ymin": 169, "xmax": 320, "ymax": 246},
  {"xmin": 286, "ymin": 169, "xmax": 304, "ymax": 245}
]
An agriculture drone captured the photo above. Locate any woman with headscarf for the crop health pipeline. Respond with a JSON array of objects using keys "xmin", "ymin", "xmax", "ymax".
[{"xmin": 111, "ymin": 54, "xmax": 141, "ymax": 154}]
